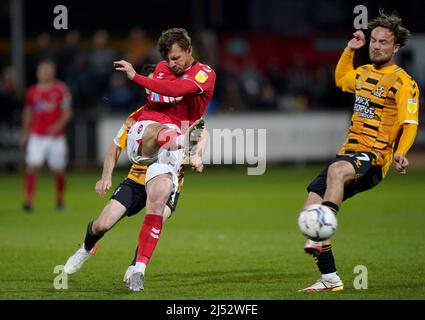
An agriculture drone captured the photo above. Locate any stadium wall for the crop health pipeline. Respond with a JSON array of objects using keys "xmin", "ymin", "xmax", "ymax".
[{"xmin": 96, "ymin": 112, "xmax": 351, "ymax": 167}]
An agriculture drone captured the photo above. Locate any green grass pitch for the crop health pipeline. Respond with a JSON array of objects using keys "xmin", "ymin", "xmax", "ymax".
[{"xmin": 0, "ymin": 165, "xmax": 424, "ymax": 300}]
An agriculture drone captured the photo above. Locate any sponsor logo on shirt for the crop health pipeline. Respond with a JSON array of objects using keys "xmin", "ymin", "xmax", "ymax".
[
  {"xmin": 353, "ymin": 95, "xmax": 375, "ymax": 119},
  {"xmin": 150, "ymin": 92, "xmax": 183, "ymax": 104},
  {"xmin": 407, "ymin": 98, "xmax": 418, "ymax": 114},
  {"xmin": 372, "ymin": 85, "xmax": 385, "ymax": 98},
  {"xmin": 195, "ymin": 70, "xmax": 208, "ymax": 84},
  {"xmin": 35, "ymin": 101, "xmax": 56, "ymax": 112}
]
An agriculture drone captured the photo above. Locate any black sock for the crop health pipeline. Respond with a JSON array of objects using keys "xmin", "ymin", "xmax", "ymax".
[
  {"xmin": 84, "ymin": 221, "xmax": 104, "ymax": 251},
  {"xmin": 131, "ymin": 246, "xmax": 138, "ymax": 266},
  {"xmin": 314, "ymin": 244, "xmax": 337, "ymax": 274},
  {"xmin": 322, "ymin": 201, "xmax": 339, "ymax": 214}
]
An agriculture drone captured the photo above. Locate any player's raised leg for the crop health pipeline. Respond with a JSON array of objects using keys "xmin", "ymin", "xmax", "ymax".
[
  {"xmin": 322, "ymin": 160, "xmax": 356, "ymax": 214},
  {"xmin": 299, "ymin": 161, "xmax": 356, "ymax": 292},
  {"xmin": 64, "ymin": 199, "xmax": 127, "ymax": 274},
  {"xmin": 127, "ymin": 119, "xmax": 200, "ymax": 166}
]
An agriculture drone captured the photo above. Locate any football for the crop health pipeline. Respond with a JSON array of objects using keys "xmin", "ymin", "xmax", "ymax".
[{"xmin": 298, "ymin": 204, "xmax": 338, "ymax": 241}]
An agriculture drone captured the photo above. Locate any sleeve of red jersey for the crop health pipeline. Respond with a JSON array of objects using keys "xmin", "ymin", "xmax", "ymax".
[
  {"xmin": 132, "ymin": 63, "xmax": 215, "ymax": 97},
  {"xmin": 132, "ymin": 74, "xmax": 200, "ymax": 97},
  {"xmin": 183, "ymin": 64, "xmax": 216, "ymax": 94}
]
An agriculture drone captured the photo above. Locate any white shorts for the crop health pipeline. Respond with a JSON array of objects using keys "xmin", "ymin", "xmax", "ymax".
[
  {"xmin": 126, "ymin": 120, "xmax": 181, "ymax": 166},
  {"xmin": 125, "ymin": 120, "xmax": 184, "ymax": 193},
  {"xmin": 146, "ymin": 148, "xmax": 185, "ymax": 193},
  {"xmin": 26, "ymin": 134, "xmax": 68, "ymax": 171}
]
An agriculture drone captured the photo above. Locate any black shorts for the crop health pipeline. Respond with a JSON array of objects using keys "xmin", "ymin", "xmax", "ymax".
[
  {"xmin": 110, "ymin": 179, "xmax": 181, "ymax": 217},
  {"xmin": 307, "ymin": 152, "xmax": 383, "ymax": 201}
]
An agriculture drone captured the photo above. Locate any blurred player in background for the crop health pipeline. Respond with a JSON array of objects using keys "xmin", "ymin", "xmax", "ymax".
[
  {"xmin": 63, "ymin": 64, "xmax": 207, "ymax": 288},
  {"xmin": 299, "ymin": 10, "xmax": 420, "ymax": 292},
  {"xmin": 20, "ymin": 60, "xmax": 72, "ymax": 212},
  {"xmin": 114, "ymin": 27, "xmax": 216, "ymax": 291}
]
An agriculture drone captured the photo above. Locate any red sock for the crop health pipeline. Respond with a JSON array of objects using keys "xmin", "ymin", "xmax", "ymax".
[
  {"xmin": 55, "ymin": 172, "xmax": 66, "ymax": 202},
  {"xmin": 136, "ymin": 214, "xmax": 163, "ymax": 265},
  {"xmin": 24, "ymin": 172, "xmax": 36, "ymax": 203},
  {"xmin": 157, "ymin": 128, "xmax": 183, "ymax": 150}
]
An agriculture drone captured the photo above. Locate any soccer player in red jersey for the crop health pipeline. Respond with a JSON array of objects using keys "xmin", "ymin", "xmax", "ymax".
[
  {"xmin": 20, "ymin": 61, "xmax": 73, "ymax": 212},
  {"xmin": 114, "ymin": 28, "xmax": 216, "ymax": 291},
  {"xmin": 63, "ymin": 64, "xmax": 208, "ymax": 283}
]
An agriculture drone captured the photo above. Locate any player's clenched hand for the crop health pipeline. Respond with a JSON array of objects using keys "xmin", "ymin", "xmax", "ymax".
[
  {"xmin": 347, "ymin": 30, "xmax": 366, "ymax": 50},
  {"xmin": 95, "ymin": 178, "xmax": 112, "ymax": 197},
  {"xmin": 394, "ymin": 154, "xmax": 409, "ymax": 175},
  {"xmin": 113, "ymin": 60, "xmax": 136, "ymax": 80},
  {"xmin": 190, "ymin": 154, "xmax": 204, "ymax": 173}
]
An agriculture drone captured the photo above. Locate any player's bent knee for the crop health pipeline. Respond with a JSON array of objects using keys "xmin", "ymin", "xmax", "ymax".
[
  {"xmin": 147, "ymin": 198, "xmax": 168, "ymax": 215},
  {"xmin": 93, "ymin": 200, "xmax": 126, "ymax": 233},
  {"xmin": 327, "ymin": 162, "xmax": 353, "ymax": 182}
]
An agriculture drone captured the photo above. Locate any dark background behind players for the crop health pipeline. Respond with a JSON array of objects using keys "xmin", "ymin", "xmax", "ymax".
[
  {"xmin": 1, "ymin": 0, "xmax": 425, "ymax": 301},
  {"xmin": 0, "ymin": 0, "xmax": 424, "ymax": 170}
]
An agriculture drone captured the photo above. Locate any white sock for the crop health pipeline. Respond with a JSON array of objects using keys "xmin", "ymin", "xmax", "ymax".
[
  {"xmin": 322, "ymin": 272, "xmax": 340, "ymax": 283},
  {"xmin": 134, "ymin": 262, "xmax": 147, "ymax": 274}
]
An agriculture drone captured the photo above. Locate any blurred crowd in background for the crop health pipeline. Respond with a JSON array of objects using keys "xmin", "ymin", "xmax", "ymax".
[
  {"xmin": 2, "ymin": 29, "xmax": 422, "ymax": 123},
  {"xmin": 2, "ymin": 0, "xmax": 425, "ymax": 125},
  {"xmin": 1, "ymin": 0, "xmax": 425, "ymax": 169},
  {"xmin": 0, "ymin": 27, "xmax": 361, "ymax": 123}
]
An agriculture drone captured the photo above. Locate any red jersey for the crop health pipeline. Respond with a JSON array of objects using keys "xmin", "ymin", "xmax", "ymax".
[
  {"xmin": 25, "ymin": 81, "xmax": 71, "ymax": 136},
  {"xmin": 132, "ymin": 61, "xmax": 216, "ymax": 130}
]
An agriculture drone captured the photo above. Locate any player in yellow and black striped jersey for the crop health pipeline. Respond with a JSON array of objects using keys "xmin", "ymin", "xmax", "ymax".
[{"xmin": 299, "ymin": 10, "xmax": 420, "ymax": 292}]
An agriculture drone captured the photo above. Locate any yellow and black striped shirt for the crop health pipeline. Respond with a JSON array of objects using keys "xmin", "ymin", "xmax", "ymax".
[{"xmin": 335, "ymin": 48, "xmax": 420, "ymax": 177}]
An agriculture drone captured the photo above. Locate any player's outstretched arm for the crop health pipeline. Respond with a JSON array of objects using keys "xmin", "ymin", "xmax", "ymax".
[
  {"xmin": 95, "ymin": 142, "xmax": 122, "ymax": 197},
  {"xmin": 114, "ymin": 60, "xmax": 199, "ymax": 97}
]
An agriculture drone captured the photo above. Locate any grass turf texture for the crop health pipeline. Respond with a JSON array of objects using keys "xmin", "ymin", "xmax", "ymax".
[{"xmin": 0, "ymin": 165, "xmax": 424, "ymax": 300}]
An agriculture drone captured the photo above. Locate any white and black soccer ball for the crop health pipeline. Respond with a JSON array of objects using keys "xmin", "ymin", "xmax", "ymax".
[{"xmin": 298, "ymin": 204, "xmax": 338, "ymax": 241}]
